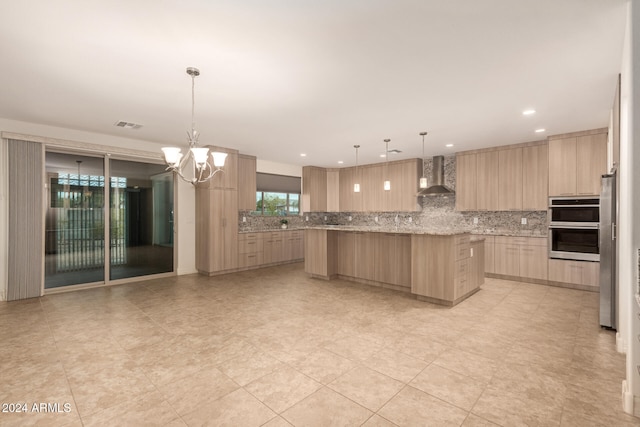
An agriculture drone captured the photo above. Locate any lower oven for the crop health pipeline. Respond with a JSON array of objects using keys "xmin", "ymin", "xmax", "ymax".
[{"xmin": 548, "ymin": 224, "xmax": 599, "ymax": 261}]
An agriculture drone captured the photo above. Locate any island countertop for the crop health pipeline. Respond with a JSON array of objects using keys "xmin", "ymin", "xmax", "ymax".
[{"xmin": 304, "ymin": 225, "xmax": 471, "ymax": 236}]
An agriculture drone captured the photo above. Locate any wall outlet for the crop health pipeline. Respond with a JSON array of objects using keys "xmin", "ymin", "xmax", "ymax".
[
  {"xmin": 473, "ymin": 217, "xmax": 478, "ymax": 225},
  {"xmin": 408, "ymin": 216, "xmax": 412, "ymax": 223},
  {"xmin": 242, "ymin": 216, "xmax": 246, "ymax": 223},
  {"xmin": 348, "ymin": 216, "xmax": 352, "ymax": 221},
  {"xmin": 521, "ymin": 218, "xmax": 527, "ymax": 225},
  {"xmin": 324, "ymin": 216, "xmax": 327, "ymax": 221},
  {"xmin": 374, "ymin": 216, "xmax": 379, "ymax": 223},
  {"xmin": 305, "ymin": 215, "xmax": 309, "ymax": 221}
]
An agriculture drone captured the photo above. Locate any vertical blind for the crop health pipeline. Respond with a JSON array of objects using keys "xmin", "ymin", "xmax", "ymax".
[{"xmin": 7, "ymin": 139, "xmax": 43, "ymax": 300}]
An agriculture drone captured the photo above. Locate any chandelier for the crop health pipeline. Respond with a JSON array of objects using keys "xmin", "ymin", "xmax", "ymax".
[{"xmin": 162, "ymin": 67, "xmax": 227, "ymax": 185}]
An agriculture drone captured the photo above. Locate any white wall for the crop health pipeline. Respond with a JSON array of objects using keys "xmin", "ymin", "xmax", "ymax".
[
  {"xmin": 620, "ymin": 0, "xmax": 640, "ymax": 415},
  {"xmin": 257, "ymin": 159, "xmax": 302, "ymax": 177}
]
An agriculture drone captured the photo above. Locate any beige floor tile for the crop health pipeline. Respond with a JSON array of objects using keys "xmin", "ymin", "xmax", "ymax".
[
  {"xmin": 471, "ymin": 385, "xmax": 562, "ymax": 426},
  {"xmin": 245, "ymin": 365, "xmax": 322, "ymax": 413},
  {"xmin": 281, "ymin": 387, "xmax": 373, "ymax": 427},
  {"xmin": 328, "ymin": 366, "xmax": 404, "ymax": 412},
  {"xmin": 155, "ymin": 366, "xmax": 239, "ymax": 415},
  {"xmin": 261, "ymin": 416, "xmax": 294, "ymax": 427},
  {"xmin": 461, "ymin": 413, "xmax": 501, "ymax": 426},
  {"xmin": 181, "ymin": 388, "xmax": 276, "ymax": 426},
  {"xmin": 81, "ymin": 390, "xmax": 178, "ymax": 427},
  {"xmin": 323, "ymin": 335, "xmax": 383, "ymax": 362},
  {"xmin": 410, "ymin": 364, "xmax": 485, "ymax": 411},
  {"xmin": 361, "ymin": 414, "xmax": 398, "ymax": 426},
  {"xmin": 0, "ymin": 268, "xmax": 630, "ymax": 427},
  {"xmin": 217, "ymin": 348, "xmax": 285, "ymax": 386},
  {"xmin": 431, "ymin": 348, "xmax": 497, "ymax": 384},
  {"xmin": 363, "ymin": 347, "xmax": 428, "ymax": 383},
  {"xmin": 378, "ymin": 385, "xmax": 468, "ymax": 426},
  {"xmin": 290, "ymin": 348, "xmax": 357, "ymax": 384}
]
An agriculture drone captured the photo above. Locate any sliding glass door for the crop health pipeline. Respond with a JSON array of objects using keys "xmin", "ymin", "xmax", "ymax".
[
  {"xmin": 44, "ymin": 152, "xmax": 174, "ymax": 289},
  {"xmin": 45, "ymin": 153, "xmax": 106, "ymax": 288},
  {"xmin": 109, "ymin": 159, "xmax": 174, "ymax": 280}
]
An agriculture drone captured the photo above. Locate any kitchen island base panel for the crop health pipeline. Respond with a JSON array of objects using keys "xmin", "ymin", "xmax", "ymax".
[
  {"xmin": 304, "ymin": 229, "xmax": 483, "ymax": 306},
  {"xmin": 416, "ymin": 287, "xmax": 481, "ymax": 307}
]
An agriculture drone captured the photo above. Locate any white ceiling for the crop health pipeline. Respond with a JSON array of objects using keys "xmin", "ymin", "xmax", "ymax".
[{"xmin": 0, "ymin": 0, "xmax": 627, "ymax": 168}]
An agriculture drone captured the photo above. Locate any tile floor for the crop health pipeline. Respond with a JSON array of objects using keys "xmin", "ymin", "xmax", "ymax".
[{"xmin": 1, "ymin": 262, "xmax": 638, "ymax": 426}]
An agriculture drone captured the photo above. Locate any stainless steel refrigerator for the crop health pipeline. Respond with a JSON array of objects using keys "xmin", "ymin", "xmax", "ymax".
[{"xmin": 600, "ymin": 173, "xmax": 617, "ymax": 329}]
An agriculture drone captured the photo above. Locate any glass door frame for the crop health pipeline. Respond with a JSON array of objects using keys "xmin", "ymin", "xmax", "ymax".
[{"xmin": 43, "ymin": 147, "xmax": 177, "ymax": 295}]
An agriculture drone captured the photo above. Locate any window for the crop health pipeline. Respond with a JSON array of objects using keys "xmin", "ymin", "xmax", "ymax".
[
  {"xmin": 254, "ymin": 191, "xmax": 300, "ymax": 216},
  {"xmin": 253, "ymin": 172, "xmax": 301, "ymax": 216}
]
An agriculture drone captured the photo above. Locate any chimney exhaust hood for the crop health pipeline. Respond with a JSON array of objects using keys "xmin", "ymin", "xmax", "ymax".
[{"xmin": 418, "ymin": 155, "xmax": 454, "ymax": 196}]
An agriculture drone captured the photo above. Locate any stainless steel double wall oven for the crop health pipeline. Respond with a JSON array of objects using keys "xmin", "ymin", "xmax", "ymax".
[{"xmin": 548, "ymin": 196, "xmax": 600, "ymax": 262}]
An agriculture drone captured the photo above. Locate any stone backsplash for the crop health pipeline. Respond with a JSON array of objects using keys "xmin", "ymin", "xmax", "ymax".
[{"xmin": 238, "ymin": 154, "xmax": 549, "ymax": 236}]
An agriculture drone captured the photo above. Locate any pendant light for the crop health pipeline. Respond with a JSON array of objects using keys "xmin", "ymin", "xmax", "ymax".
[
  {"xmin": 383, "ymin": 139, "xmax": 391, "ymax": 191},
  {"xmin": 161, "ymin": 67, "xmax": 227, "ymax": 185},
  {"xmin": 353, "ymin": 144, "xmax": 361, "ymax": 193},
  {"xmin": 419, "ymin": 132, "xmax": 428, "ymax": 189}
]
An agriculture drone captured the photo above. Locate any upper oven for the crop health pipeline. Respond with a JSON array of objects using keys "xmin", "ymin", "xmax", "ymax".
[
  {"xmin": 549, "ymin": 196, "xmax": 599, "ymax": 225},
  {"xmin": 548, "ymin": 196, "xmax": 600, "ymax": 262}
]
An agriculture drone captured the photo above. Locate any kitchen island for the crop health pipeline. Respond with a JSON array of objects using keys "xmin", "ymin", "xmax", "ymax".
[{"xmin": 304, "ymin": 227, "xmax": 484, "ymax": 306}]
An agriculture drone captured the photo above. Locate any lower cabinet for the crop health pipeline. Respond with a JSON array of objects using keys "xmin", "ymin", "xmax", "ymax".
[
  {"xmin": 548, "ymin": 259, "xmax": 599, "ymax": 289},
  {"xmin": 238, "ymin": 229, "xmax": 305, "ymax": 271},
  {"xmin": 489, "ymin": 236, "xmax": 548, "ymax": 281}
]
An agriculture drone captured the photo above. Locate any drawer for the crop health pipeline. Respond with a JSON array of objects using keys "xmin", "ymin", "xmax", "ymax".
[
  {"xmin": 238, "ymin": 252, "xmax": 264, "ymax": 268},
  {"xmin": 238, "ymin": 238, "xmax": 263, "ymax": 254},
  {"xmin": 455, "ymin": 244, "xmax": 470, "ymax": 260},
  {"xmin": 455, "ymin": 235, "xmax": 470, "ymax": 246},
  {"xmin": 455, "ymin": 259, "xmax": 470, "ymax": 277}
]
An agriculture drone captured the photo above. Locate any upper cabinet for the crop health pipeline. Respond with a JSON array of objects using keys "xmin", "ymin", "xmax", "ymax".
[
  {"xmin": 522, "ymin": 144, "xmax": 548, "ymax": 210},
  {"xmin": 238, "ymin": 154, "xmax": 256, "ymax": 211},
  {"xmin": 302, "ymin": 166, "xmax": 328, "ymax": 212},
  {"xmin": 548, "ymin": 130, "xmax": 607, "ymax": 197},
  {"xmin": 498, "ymin": 148, "xmax": 522, "ymax": 211},
  {"xmin": 455, "ymin": 153, "xmax": 477, "ymax": 211},
  {"xmin": 477, "ymin": 151, "xmax": 499, "ymax": 210},
  {"xmin": 456, "ymin": 141, "xmax": 547, "ymax": 212},
  {"xmin": 305, "ymin": 159, "xmax": 421, "ymax": 212}
]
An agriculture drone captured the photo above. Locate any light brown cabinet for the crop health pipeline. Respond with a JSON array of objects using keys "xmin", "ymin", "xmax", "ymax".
[
  {"xmin": 483, "ymin": 235, "xmax": 495, "ymax": 274},
  {"xmin": 304, "ymin": 229, "xmax": 336, "ymax": 277},
  {"xmin": 238, "ymin": 233, "xmax": 263, "ymax": 268},
  {"xmin": 302, "ymin": 166, "xmax": 328, "ymax": 212},
  {"xmin": 498, "ymin": 148, "xmax": 523, "ymax": 211},
  {"xmin": 326, "ymin": 169, "xmax": 340, "ymax": 212},
  {"xmin": 238, "ymin": 229, "xmax": 304, "ymax": 270},
  {"xmin": 411, "ymin": 234, "xmax": 477, "ymax": 304},
  {"xmin": 455, "ymin": 153, "xmax": 477, "ymax": 211},
  {"xmin": 493, "ymin": 236, "xmax": 547, "ymax": 280},
  {"xmin": 477, "ymin": 151, "xmax": 499, "ymax": 210},
  {"xmin": 196, "ymin": 188, "xmax": 238, "ymax": 274},
  {"xmin": 548, "ymin": 132, "xmax": 607, "ymax": 196},
  {"xmin": 470, "ymin": 240, "xmax": 485, "ymax": 291},
  {"xmin": 238, "ymin": 154, "xmax": 257, "ymax": 211},
  {"xmin": 522, "ymin": 144, "xmax": 548, "ymax": 210},
  {"xmin": 548, "ymin": 259, "xmax": 599, "ymax": 288},
  {"xmin": 336, "ymin": 231, "xmax": 356, "ymax": 277}
]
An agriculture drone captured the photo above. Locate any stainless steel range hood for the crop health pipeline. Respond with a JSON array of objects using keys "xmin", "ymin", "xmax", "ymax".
[{"xmin": 418, "ymin": 155, "xmax": 454, "ymax": 196}]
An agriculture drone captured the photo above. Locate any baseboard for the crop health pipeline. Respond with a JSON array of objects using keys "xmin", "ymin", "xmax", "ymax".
[
  {"xmin": 485, "ymin": 273, "xmax": 599, "ymax": 292},
  {"xmin": 622, "ymin": 380, "xmax": 633, "ymax": 414}
]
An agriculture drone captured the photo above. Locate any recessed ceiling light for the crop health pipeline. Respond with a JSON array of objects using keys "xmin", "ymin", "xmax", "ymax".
[
  {"xmin": 522, "ymin": 109, "xmax": 536, "ymax": 116},
  {"xmin": 300, "ymin": 153, "xmax": 307, "ymax": 157},
  {"xmin": 337, "ymin": 160, "xmax": 344, "ymax": 164},
  {"xmin": 535, "ymin": 128, "xmax": 546, "ymax": 133},
  {"xmin": 380, "ymin": 154, "xmax": 387, "ymax": 158},
  {"xmin": 446, "ymin": 144, "xmax": 454, "ymax": 148}
]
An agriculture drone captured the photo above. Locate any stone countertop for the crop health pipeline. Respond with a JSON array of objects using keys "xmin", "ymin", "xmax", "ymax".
[
  {"xmin": 471, "ymin": 230, "xmax": 548, "ymax": 238},
  {"xmin": 238, "ymin": 227, "xmax": 306, "ymax": 234},
  {"xmin": 304, "ymin": 225, "xmax": 471, "ymax": 236}
]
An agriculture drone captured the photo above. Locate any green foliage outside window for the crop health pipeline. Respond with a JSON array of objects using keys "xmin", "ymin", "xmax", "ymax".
[{"xmin": 254, "ymin": 192, "xmax": 300, "ymax": 216}]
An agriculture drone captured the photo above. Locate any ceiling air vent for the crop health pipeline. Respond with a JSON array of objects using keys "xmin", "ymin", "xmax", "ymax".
[{"xmin": 114, "ymin": 120, "xmax": 143, "ymax": 130}]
